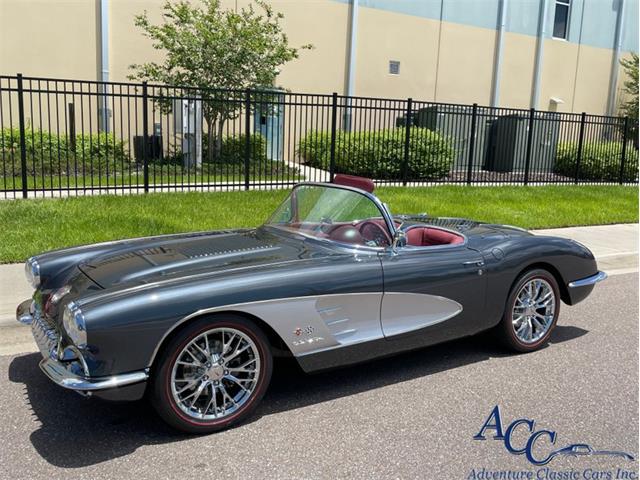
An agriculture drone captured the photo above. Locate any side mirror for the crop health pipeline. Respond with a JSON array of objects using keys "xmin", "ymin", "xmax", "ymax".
[{"xmin": 392, "ymin": 230, "xmax": 406, "ymax": 252}]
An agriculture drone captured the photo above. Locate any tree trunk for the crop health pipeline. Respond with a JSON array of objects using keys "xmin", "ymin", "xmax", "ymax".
[
  {"xmin": 206, "ymin": 118, "xmax": 216, "ymax": 163},
  {"xmin": 215, "ymin": 117, "xmax": 226, "ymax": 161}
]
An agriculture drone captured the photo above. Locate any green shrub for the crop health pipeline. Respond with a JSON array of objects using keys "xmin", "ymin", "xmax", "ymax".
[
  {"xmin": 555, "ymin": 141, "xmax": 639, "ymax": 182},
  {"xmin": 212, "ymin": 133, "xmax": 268, "ymax": 165},
  {"xmin": 156, "ymin": 133, "xmax": 268, "ymax": 166},
  {"xmin": 297, "ymin": 131, "xmax": 332, "ymax": 168},
  {"xmin": 0, "ymin": 127, "xmax": 130, "ymax": 176},
  {"xmin": 298, "ymin": 128, "xmax": 454, "ymax": 180},
  {"xmin": 1, "ymin": 129, "xmax": 272, "ymax": 178}
]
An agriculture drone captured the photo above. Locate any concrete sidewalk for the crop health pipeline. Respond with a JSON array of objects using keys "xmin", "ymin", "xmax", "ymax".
[
  {"xmin": 533, "ymin": 223, "xmax": 638, "ymax": 274},
  {"xmin": 0, "ymin": 223, "xmax": 637, "ymax": 355}
]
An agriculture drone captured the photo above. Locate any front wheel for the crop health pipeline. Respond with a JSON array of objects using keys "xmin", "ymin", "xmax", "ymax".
[
  {"xmin": 499, "ymin": 269, "xmax": 560, "ymax": 352},
  {"xmin": 150, "ymin": 315, "xmax": 273, "ymax": 434}
]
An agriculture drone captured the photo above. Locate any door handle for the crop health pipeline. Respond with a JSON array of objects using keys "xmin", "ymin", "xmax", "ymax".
[{"xmin": 463, "ymin": 260, "xmax": 485, "ymax": 267}]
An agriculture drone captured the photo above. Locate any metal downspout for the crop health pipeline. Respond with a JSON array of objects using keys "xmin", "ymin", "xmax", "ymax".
[
  {"xmin": 344, "ymin": 0, "xmax": 358, "ymax": 131},
  {"xmin": 98, "ymin": 0, "xmax": 110, "ymax": 132},
  {"xmin": 607, "ymin": 0, "xmax": 626, "ymax": 117},
  {"xmin": 531, "ymin": 0, "xmax": 548, "ymax": 109},
  {"xmin": 491, "ymin": 0, "xmax": 507, "ymax": 108}
]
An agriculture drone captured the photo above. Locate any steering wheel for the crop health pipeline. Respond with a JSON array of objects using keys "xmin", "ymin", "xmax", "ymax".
[{"xmin": 358, "ymin": 221, "xmax": 392, "ymax": 247}]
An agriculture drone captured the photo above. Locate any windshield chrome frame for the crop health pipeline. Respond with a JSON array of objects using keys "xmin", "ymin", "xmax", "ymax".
[{"xmin": 264, "ymin": 182, "xmax": 398, "ymax": 246}]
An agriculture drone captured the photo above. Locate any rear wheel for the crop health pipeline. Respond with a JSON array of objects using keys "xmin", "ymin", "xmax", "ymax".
[
  {"xmin": 499, "ymin": 269, "xmax": 560, "ymax": 352},
  {"xmin": 150, "ymin": 315, "xmax": 272, "ymax": 433}
]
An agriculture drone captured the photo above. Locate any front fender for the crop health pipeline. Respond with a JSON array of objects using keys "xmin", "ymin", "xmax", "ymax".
[
  {"xmin": 481, "ymin": 235, "xmax": 598, "ymax": 322},
  {"xmin": 75, "ymin": 254, "xmax": 382, "ymax": 377}
]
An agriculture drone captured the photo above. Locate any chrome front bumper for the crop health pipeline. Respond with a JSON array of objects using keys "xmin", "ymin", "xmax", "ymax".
[
  {"xmin": 39, "ymin": 357, "xmax": 148, "ymax": 392},
  {"xmin": 568, "ymin": 271, "xmax": 608, "ymax": 288},
  {"xmin": 17, "ymin": 299, "xmax": 148, "ymax": 393}
]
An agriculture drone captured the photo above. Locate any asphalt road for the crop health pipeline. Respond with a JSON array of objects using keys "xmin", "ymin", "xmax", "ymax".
[{"xmin": 0, "ymin": 273, "xmax": 637, "ymax": 480}]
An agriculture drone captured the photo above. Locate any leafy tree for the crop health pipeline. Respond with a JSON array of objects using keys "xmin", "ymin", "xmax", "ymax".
[
  {"xmin": 129, "ymin": 0, "xmax": 311, "ymax": 161},
  {"xmin": 619, "ymin": 53, "xmax": 638, "ymax": 149}
]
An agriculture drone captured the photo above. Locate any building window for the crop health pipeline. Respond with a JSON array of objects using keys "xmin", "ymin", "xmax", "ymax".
[
  {"xmin": 389, "ymin": 60, "xmax": 400, "ymax": 75},
  {"xmin": 552, "ymin": 0, "xmax": 570, "ymax": 39}
]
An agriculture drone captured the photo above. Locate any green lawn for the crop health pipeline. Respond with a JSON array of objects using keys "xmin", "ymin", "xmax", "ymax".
[
  {"xmin": 1, "ymin": 165, "xmax": 301, "ymax": 190},
  {"xmin": 0, "ymin": 185, "xmax": 636, "ymax": 263}
]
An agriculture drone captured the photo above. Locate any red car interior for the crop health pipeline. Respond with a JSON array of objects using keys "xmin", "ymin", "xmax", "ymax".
[
  {"xmin": 283, "ymin": 220, "xmax": 462, "ymax": 248},
  {"xmin": 405, "ymin": 227, "xmax": 464, "ymax": 247},
  {"xmin": 333, "ymin": 174, "xmax": 375, "ymax": 193}
]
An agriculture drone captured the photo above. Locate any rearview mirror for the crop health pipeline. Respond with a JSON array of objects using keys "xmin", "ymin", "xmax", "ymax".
[{"xmin": 392, "ymin": 230, "xmax": 406, "ymax": 252}]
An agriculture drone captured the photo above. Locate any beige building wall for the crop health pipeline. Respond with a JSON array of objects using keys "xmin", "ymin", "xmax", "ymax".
[
  {"xmin": 108, "ymin": 0, "xmax": 348, "ymax": 94},
  {"xmin": 499, "ymin": 32, "xmax": 536, "ymax": 109},
  {"xmin": 0, "ymin": 0, "xmax": 632, "ymax": 116},
  {"xmin": 434, "ymin": 21, "xmax": 496, "ymax": 106},
  {"xmin": 0, "ymin": 0, "xmax": 98, "ymax": 79},
  {"xmin": 109, "ymin": 0, "xmax": 167, "ymax": 83},
  {"xmin": 571, "ymin": 45, "xmax": 615, "ymax": 114},
  {"xmin": 354, "ymin": 7, "xmax": 439, "ymax": 101},
  {"xmin": 268, "ymin": 0, "xmax": 349, "ymax": 94},
  {"xmin": 537, "ymin": 39, "xmax": 580, "ymax": 113}
]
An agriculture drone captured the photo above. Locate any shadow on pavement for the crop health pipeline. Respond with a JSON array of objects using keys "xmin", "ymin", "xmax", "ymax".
[{"xmin": 8, "ymin": 324, "xmax": 587, "ymax": 468}]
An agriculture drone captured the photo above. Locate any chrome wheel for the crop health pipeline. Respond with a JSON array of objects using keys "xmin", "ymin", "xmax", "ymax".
[
  {"xmin": 512, "ymin": 278, "xmax": 556, "ymax": 344},
  {"xmin": 170, "ymin": 327, "xmax": 261, "ymax": 421}
]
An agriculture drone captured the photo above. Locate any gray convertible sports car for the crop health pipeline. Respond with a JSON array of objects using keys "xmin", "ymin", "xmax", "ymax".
[{"xmin": 17, "ymin": 175, "xmax": 606, "ymax": 433}]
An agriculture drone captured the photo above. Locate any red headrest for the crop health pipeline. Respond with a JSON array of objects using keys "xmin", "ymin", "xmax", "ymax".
[{"xmin": 333, "ymin": 174, "xmax": 375, "ymax": 193}]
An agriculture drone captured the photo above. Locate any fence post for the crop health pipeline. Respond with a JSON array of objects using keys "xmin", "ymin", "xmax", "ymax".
[
  {"xmin": 244, "ymin": 90, "xmax": 251, "ymax": 191},
  {"xmin": 574, "ymin": 112, "xmax": 586, "ymax": 185},
  {"xmin": 466, "ymin": 103, "xmax": 478, "ymax": 185},
  {"xmin": 142, "ymin": 81, "xmax": 149, "ymax": 193},
  {"xmin": 402, "ymin": 98, "xmax": 413, "ymax": 186},
  {"xmin": 619, "ymin": 116, "xmax": 629, "ymax": 185},
  {"xmin": 329, "ymin": 92, "xmax": 338, "ymax": 183},
  {"xmin": 68, "ymin": 103, "xmax": 76, "ymax": 152},
  {"xmin": 523, "ymin": 108, "xmax": 535, "ymax": 185},
  {"xmin": 17, "ymin": 73, "xmax": 28, "ymax": 199}
]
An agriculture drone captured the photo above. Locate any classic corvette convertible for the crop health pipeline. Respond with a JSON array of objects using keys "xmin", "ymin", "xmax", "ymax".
[{"xmin": 17, "ymin": 175, "xmax": 606, "ymax": 433}]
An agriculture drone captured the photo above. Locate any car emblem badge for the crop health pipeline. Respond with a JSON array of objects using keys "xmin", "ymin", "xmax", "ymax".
[{"xmin": 293, "ymin": 326, "xmax": 314, "ymax": 336}]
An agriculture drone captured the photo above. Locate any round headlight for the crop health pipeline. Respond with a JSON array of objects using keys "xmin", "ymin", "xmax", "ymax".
[
  {"xmin": 62, "ymin": 302, "xmax": 87, "ymax": 348},
  {"xmin": 45, "ymin": 285, "xmax": 72, "ymax": 314},
  {"xmin": 24, "ymin": 257, "xmax": 40, "ymax": 289}
]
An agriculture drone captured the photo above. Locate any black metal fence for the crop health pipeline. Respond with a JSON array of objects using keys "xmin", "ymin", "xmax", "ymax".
[{"xmin": 0, "ymin": 74, "xmax": 637, "ymax": 199}]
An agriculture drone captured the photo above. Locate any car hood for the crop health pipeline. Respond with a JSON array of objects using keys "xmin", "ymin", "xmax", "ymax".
[{"xmin": 77, "ymin": 228, "xmax": 318, "ymax": 288}]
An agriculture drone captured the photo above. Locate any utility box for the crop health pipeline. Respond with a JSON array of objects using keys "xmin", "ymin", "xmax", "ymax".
[
  {"xmin": 395, "ymin": 113, "xmax": 416, "ymax": 127},
  {"xmin": 174, "ymin": 98, "xmax": 203, "ymax": 168},
  {"xmin": 414, "ymin": 105, "xmax": 492, "ymax": 172},
  {"xmin": 254, "ymin": 90, "xmax": 284, "ymax": 161},
  {"xmin": 484, "ymin": 113, "xmax": 559, "ymax": 173},
  {"xmin": 133, "ymin": 135, "xmax": 163, "ymax": 163},
  {"xmin": 484, "ymin": 114, "xmax": 526, "ymax": 172}
]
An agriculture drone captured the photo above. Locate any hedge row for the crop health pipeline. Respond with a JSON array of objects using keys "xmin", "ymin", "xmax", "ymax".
[
  {"xmin": 154, "ymin": 133, "xmax": 268, "ymax": 166},
  {"xmin": 0, "ymin": 128, "xmax": 129, "ymax": 176},
  {"xmin": 1, "ymin": 128, "xmax": 271, "ymax": 176},
  {"xmin": 554, "ymin": 141, "xmax": 638, "ymax": 182},
  {"xmin": 298, "ymin": 128, "xmax": 455, "ymax": 180}
]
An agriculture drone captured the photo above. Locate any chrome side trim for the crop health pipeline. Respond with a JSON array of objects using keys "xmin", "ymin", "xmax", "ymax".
[
  {"xmin": 568, "ymin": 271, "xmax": 608, "ymax": 288},
  {"xmin": 39, "ymin": 358, "xmax": 148, "ymax": 392}
]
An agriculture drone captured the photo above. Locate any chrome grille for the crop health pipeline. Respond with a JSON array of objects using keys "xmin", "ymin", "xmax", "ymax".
[{"xmin": 31, "ymin": 303, "xmax": 60, "ymax": 360}]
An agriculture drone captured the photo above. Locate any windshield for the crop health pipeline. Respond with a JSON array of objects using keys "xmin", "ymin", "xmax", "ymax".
[{"xmin": 265, "ymin": 184, "xmax": 392, "ymax": 247}]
